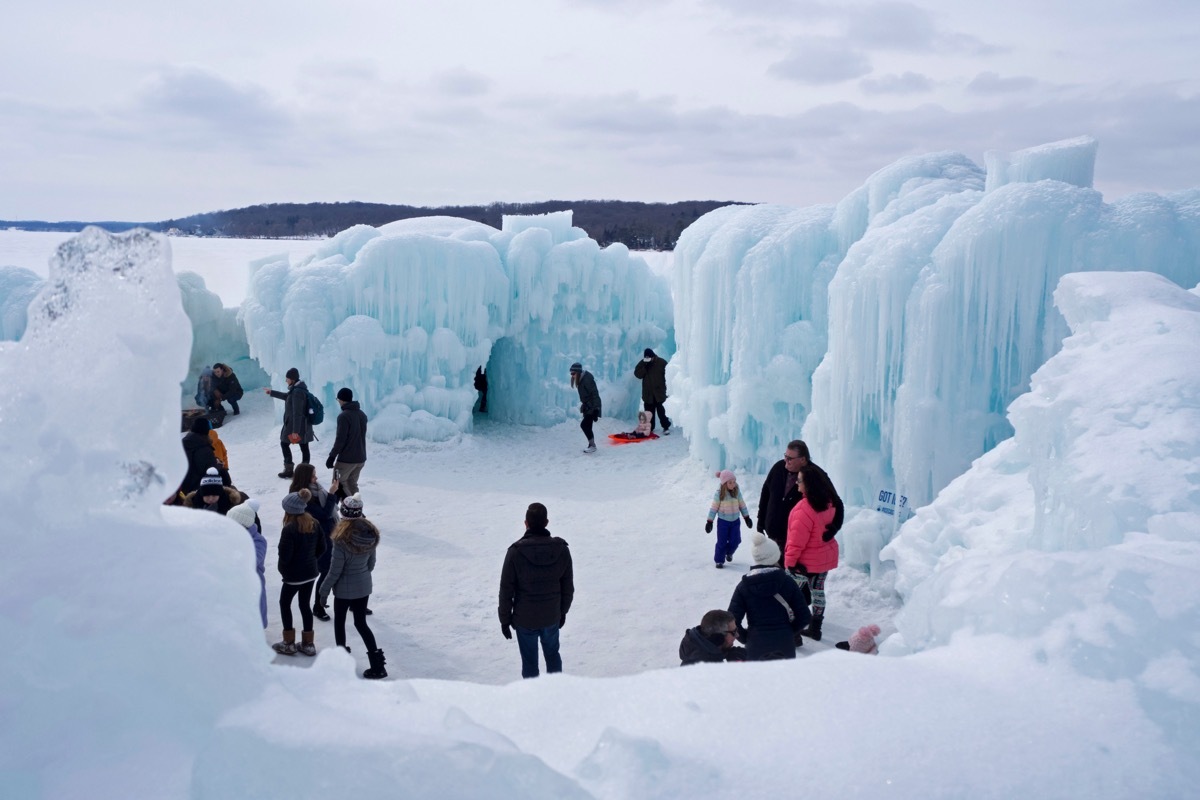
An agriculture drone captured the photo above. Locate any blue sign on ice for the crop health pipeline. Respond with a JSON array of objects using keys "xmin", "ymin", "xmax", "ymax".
[{"xmin": 876, "ymin": 489, "xmax": 913, "ymax": 523}]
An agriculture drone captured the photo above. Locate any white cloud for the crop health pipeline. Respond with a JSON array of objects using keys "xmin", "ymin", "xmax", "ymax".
[{"xmin": 768, "ymin": 38, "xmax": 873, "ymax": 85}]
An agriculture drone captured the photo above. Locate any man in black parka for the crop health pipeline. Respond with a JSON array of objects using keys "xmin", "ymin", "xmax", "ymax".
[
  {"xmin": 264, "ymin": 367, "xmax": 313, "ymax": 479},
  {"xmin": 679, "ymin": 609, "xmax": 747, "ymax": 666},
  {"xmin": 498, "ymin": 502, "xmax": 574, "ymax": 679},
  {"xmin": 326, "ymin": 387, "xmax": 368, "ymax": 496},
  {"xmin": 633, "ymin": 347, "xmax": 671, "ymax": 434},
  {"xmin": 757, "ymin": 439, "xmax": 844, "ymax": 564}
]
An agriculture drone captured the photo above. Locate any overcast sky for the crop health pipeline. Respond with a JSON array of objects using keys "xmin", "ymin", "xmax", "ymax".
[{"xmin": 3, "ymin": 0, "xmax": 1198, "ymax": 221}]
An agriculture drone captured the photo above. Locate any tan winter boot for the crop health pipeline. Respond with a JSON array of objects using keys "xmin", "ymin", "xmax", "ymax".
[
  {"xmin": 272, "ymin": 628, "xmax": 296, "ymax": 655},
  {"xmin": 298, "ymin": 629, "xmax": 317, "ymax": 657}
]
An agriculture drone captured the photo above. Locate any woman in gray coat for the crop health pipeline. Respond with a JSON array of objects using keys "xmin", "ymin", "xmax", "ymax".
[{"xmin": 317, "ymin": 494, "xmax": 386, "ymax": 679}]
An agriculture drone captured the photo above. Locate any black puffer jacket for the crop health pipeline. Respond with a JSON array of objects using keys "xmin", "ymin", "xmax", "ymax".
[
  {"xmin": 679, "ymin": 627, "xmax": 747, "ymax": 666},
  {"xmin": 728, "ymin": 565, "xmax": 812, "ymax": 661},
  {"xmin": 212, "ymin": 369, "xmax": 244, "ymax": 401},
  {"xmin": 634, "ymin": 354, "xmax": 669, "ymax": 405},
  {"xmin": 329, "ymin": 400, "xmax": 368, "ymax": 464},
  {"xmin": 181, "ymin": 432, "xmax": 219, "ymax": 495},
  {"xmin": 575, "ymin": 371, "xmax": 602, "ymax": 418},
  {"xmin": 498, "ymin": 528, "xmax": 574, "ymax": 629},
  {"xmin": 278, "ymin": 520, "xmax": 327, "ymax": 583},
  {"xmin": 757, "ymin": 459, "xmax": 845, "ymax": 545},
  {"xmin": 268, "ymin": 381, "xmax": 314, "ymax": 443}
]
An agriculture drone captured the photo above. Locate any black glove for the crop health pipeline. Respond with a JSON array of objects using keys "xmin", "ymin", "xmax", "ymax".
[
  {"xmin": 756, "ymin": 521, "xmax": 765, "ymax": 533},
  {"xmin": 559, "ymin": 615, "xmax": 566, "ymax": 629},
  {"xmin": 501, "ymin": 623, "xmax": 512, "ymax": 640},
  {"xmin": 325, "ymin": 455, "xmax": 335, "ymax": 470},
  {"xmin": 743, "ymin": 515, "xmax": 753, "ymax": 529},
  {"xmin": 822, "ymin": 528, "xmax": 837, "ymax": 542},
  {"xmin": 704, "ymin": 520, "xmax": 713, "ymax": 533}
]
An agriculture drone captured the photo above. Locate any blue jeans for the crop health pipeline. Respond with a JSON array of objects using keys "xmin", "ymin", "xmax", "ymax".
[{"xmin": 515, "ymin": 624, "xmax": 562, "ymax": 679}]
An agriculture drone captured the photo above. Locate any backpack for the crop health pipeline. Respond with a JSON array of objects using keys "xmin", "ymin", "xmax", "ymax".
[{"xmin": 306, "ymin": 390, "xmax": 325, "ymax": 425}]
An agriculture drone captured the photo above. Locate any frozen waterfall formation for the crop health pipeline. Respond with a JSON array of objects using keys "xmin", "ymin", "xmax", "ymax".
[
  {"xmin": 241, "ymin": 212, "xmax": 673, "ymax": 441},
  {"xmin": 670, "ymin": 136, "xmax": 1200, "ymax": 514}
]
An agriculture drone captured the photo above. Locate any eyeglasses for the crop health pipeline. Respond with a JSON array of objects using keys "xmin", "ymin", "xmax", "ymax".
[
  {"xmin": 783, "ymin": 454, "xmax": 801, "ymax": 461},
  {"xmin": 724, "ymin": 628, "xmax": 737, "ymax": 636}
]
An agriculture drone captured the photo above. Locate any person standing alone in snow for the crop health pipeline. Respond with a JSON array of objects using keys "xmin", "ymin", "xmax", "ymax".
[
  {"xmin": 705, "ymin": 470, "xmax": 753, "ymax": 568},
  {"xmin": 570, "ymin": 362, "xmax": 602, "ymax": 454},
  {"xmin": 633, "ymin": 347, "xmax": 671, "ymax": 434},
  {"xmin": 498, "ymin": 502, "xmax": 574, "ymax": 679},
  {"xmin": 264, "ymin": 367, "xmax": 314, "ymax": 479},
  {"xmin": 325, "ymin": 387, "xmax": 368, "ymax": 496}
]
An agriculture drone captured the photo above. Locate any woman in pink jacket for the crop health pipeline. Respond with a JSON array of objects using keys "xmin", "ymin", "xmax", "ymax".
[{"xmin": 784, "ymin": 463, "xmax": 839, "ymax": 641}]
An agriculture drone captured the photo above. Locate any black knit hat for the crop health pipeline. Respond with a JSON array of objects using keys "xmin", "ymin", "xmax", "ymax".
[
  {"xmin": 285, "ymin": 367, "xmax": 300, "ymax": 381},
  {"xmin": 199, "ymin": 468, "xmax": 223, "ymax": 495},
  {"xmin": 569, "ymin": 362, "xmax": 582, "ymax": 374},
  {"xmin": 643, "ymin": 348, "xmax": 655, "ymax": 359},
  {"xmin": 190, "ymin": 416, "xmax": 211, "ymax": 434},
  {"xmin": 337, "ymin": 387, "xmax": 353, "ymax": 402}
]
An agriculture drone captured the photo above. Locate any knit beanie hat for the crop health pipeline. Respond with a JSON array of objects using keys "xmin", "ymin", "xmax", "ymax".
[
  {"xmin": 751, "ymin": 532, "xmax": 780, "ymax": 566},
  {"xmin": 849, "ymin": 624, "xmax": 881, "ymax": 654},
  {"xmin": 285, "ymin": 367, "xmax": 300, "ymax": 381},
  {"xmin": 716, "ymin": 469, "xmax": 736, "ymax": 485},
  {"xmin": 199, "ymin": 468, "xmax": 223, "ymax": 495},
  {"xmin": 282, "ymin": 489, "xmax": 311, "ymax": 516},
  {"xmin": 337, "ymin": 387, "xmax": 353, "ymax": 402},
  {"xmin": 227, "ymin": 501, "xmax": 257, "ymax": 528},
  {"xmin": 569, "ymin": 362, "xmax": 582, "ymax": 374},
  {"xmin": 190, "ymin": 416, "xmax": 211, "ymax": 434},
  {"xmin": 340, "ymin": 493, "xmax": 364, "ymax": 518}
]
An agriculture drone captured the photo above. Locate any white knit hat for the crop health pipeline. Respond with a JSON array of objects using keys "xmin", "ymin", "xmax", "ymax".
[
  {"xmin": 751, "ymin": 532, "xmax": 780, "ymax": 566},
  {"xmin": 227, "ymin": 501, "xmax": 257, "ymax": 528}
]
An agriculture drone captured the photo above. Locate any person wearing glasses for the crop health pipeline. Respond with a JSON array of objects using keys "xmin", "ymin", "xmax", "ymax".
[
  {"xmin": 679, "ymin": 609, "xmax": 747, "ymax": 665},
  {"xmin": 755, "ymin": 439, "xmax": 845, "ymax": 564}
]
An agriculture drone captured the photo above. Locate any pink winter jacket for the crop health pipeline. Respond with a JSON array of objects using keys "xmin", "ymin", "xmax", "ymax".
[{"xmin": 785, "ymin": 499, "xmax": 838, "ymax": 573}]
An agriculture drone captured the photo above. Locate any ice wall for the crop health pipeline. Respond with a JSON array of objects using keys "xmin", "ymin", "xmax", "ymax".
[
  {"xmin": 178, "ymin": 272, "xmax": 269, "ymax": 396},
  {"xmin": 242, "ymin": 212, "xmax": 672, "ymax": 441},
  {"xmin": 0, "ymin": 265, "xmax": 42, "ymax": 340},
  {"xmin": 877, "ymin": 271, "xmax": 1200, "ymax": 754},
  {"xmin": 674, "ymin": 137, "xmax": 1200, "ymax": 520}
]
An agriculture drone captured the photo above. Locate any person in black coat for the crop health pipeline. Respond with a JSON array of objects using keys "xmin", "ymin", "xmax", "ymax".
[
  {"xmin": 180, "ymin": 417, "xmax": 220, "ymax": 496},
  {"xmin": 498, "ymin": 502, "xmax": 574, "ymax": 679},
  {"xmin": 757, "ymin": 439, "xmax": 845, "ymax": 563},
  {"xmin": 634, "ymin": 348, "xmax": 671, "ymax": 434},
  {"xmin": 264, "ymin": 367, "xmax": 314, "ymax": 479},
  {"xmin": 679, "ymin": 609, "xmax": 747, "ymax": 666},
  {"xmin": 728, "ymin": 533, "xmax": 812, "ymax": 660},
  {"xmin": 474, "ymin": 366, "xmax": 488, "ymax": 413},
  {"xmin": 325, "ymin": 387, "xmax": 368, "ymax": 496},
  {"xmin": 272, "ymin": 489, "xmax": 327, "ymax": 657},
  {"xmin": 210, "ymin": 363, "xmax": 244, "ymax": 416},
  {"xmin": 569, "ymin": 362, "xmax": 602, "ymax": 453},
  {"xmin": 289, "ymin": 463, "xmax": 341, "ymax": 621}
]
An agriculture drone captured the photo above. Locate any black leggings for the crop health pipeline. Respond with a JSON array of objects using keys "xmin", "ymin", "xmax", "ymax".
[
  {"xmin": 280, "ymin": 580, "xmax": 314, "ymax": 631},
  {"xmin": 281, "ymin": 440, "xmax": 311, "ymax": 465},
  {"xmin": 334, "ymin": 596, "xmax": 377, "ymax": 651},
  {"xmin": 580, "ymin": 411, "xmax": 600, "ymax": 442}
]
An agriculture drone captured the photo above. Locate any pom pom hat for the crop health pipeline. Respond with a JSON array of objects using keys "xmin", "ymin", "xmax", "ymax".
[
  {"xmin": 340, "ymin": 493, "xmax": 364, "ymax": 518},
  {"xmin": 849, "ymin": 624, "xmax": 881, "ymax": 654},
  {"xmin": 282, "ymin": 489, "xmax": 311, "ymax": 516},
  {"xmin": 716, "ymin": 469, "xmax": 736, "ymax": 485},
  {"xmin": 199, "ymin": 468, "xmax": 223, "ymax": 494},
  {"xmin": 751, "ymin": 532, "xmax": 780, "ymax": 566}
]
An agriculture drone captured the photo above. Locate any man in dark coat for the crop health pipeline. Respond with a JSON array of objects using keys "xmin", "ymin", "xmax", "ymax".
[
  {"xmin": 679, "ymin": 609, "xmax": 747, "ymax": 666},
  {"xmin": 180, "ymin": 417, "xmax": 220, "ymax": 496},
  {"xmin": 325, "ymin": 387, "xmax": 368, "ymax": 495},
  {"xmin": 210, "ymin": 363, "xmax": 244, "ymax": 416},
  {"xmin": 757, "ymin": 439, "xmax": 844, "ymax": 563},
  {"xmin": 498, "ymin": 502, "xmax": 574, "ymax": 679},
  {"xmin": 474, "ymin": 366, "xmax": 488, "ymax": 413},
  {"xmin": 570, "ymin": 362, "xmax": 602, "ymax": 454},
  {"xmin": 265, "ymin": 367, "xmax": 314, "ymax": 479},
  {"xmin": 633, "ymin": 347, "xmax": 671, "ymax": 434}
]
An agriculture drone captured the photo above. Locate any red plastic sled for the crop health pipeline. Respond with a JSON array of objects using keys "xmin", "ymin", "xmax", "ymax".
[{"xmin": 608, "ymin": 432, "xmax": 660, "ymax": 445}]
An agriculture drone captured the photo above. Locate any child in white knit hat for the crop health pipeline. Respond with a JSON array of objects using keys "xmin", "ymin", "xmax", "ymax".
[{"xmin": 228, "ymin": 499, "xmax": 266, "ymax": 628}]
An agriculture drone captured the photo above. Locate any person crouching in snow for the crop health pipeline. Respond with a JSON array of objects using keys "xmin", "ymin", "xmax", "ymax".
[
  {"xmin": 228, "ymin": 499, "xmax": 268, "ymax": 629},
  {"xmin": 272, "ymin": 489, "xmax": 325, "ymax": 657},
  {"xmin": 836, "ymin": 624, "xmax": 881, "ymax": 654},
  {"xmin": 317, "ymin": 494, "xmax": 386, "ymax": 679},
  {"xmin": 679, "ymin": 609, "xmax": 747, "ymax": 665},
  {"xmin": 705, "ymin": 470, "xmax": 753, "ymax": 568}
]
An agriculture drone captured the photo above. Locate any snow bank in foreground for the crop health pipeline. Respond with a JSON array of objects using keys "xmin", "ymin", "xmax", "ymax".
[{"xmin": 242, "ymin": 212, "xmax": 673, "ymax": 442}]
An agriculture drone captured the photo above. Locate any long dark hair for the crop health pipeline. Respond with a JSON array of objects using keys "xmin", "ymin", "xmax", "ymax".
[
  {"xmin": 797, "ymin": 463, "xmax": 833, "ymax": 512},
  {"xmin": 289, "ymin": 463, "xmax": 317, "ymax": 493}
]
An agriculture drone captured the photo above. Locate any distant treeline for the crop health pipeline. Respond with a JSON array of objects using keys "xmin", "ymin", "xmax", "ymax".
[{"xmin": 4, "ymin": 199, "xmax": 750, "ymax": 250}]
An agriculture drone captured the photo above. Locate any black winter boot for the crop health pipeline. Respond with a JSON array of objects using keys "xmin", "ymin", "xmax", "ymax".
[
  {"xmin": 363, "ymin": 649, "xmax": 387, "ymax": 680},
  {"xmin": 802, "ymin": 616, "xmax": 824, "ymax": 642},
  {"xmin": 278, "ymin": 462, "xmax": 294, "ymax": 479},
  {"xmin": 230, "ymin": 400, "xmax": 240, "ymax": 415}
]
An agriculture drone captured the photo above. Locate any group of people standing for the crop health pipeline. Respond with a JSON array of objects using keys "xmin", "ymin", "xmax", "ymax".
[{"xmin": 570, "ymin": 347, "xmax": 671, "ymax": 453}]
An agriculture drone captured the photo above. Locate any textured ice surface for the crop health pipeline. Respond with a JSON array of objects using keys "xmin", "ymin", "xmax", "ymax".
[{"xmin": 242, "ymin": 212, "xmax": 673, "ymax": 441}]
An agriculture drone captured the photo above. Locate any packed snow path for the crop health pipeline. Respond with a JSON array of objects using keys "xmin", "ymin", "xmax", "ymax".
[{"xmin": 220, "ymin": 392, "xmax": 899, "ymax": 683}]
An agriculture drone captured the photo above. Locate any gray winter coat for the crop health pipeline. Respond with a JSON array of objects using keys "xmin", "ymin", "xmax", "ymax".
[
  {"xmin": 269, "ymin": 380, "xmax": 315, "ymax": 444},
  {"xmin": 318, "ymin": 519, "xmax": 380, "ymax": 602}
]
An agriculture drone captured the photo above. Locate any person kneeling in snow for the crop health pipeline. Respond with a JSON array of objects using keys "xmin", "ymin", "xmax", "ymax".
[
  {"xmin": 679, "ymin": 609, "xmax": 747, "ymax": 665},
  {"xmin": 836, "ymin": 624, "xmax": 881, "ymax": 654}
]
